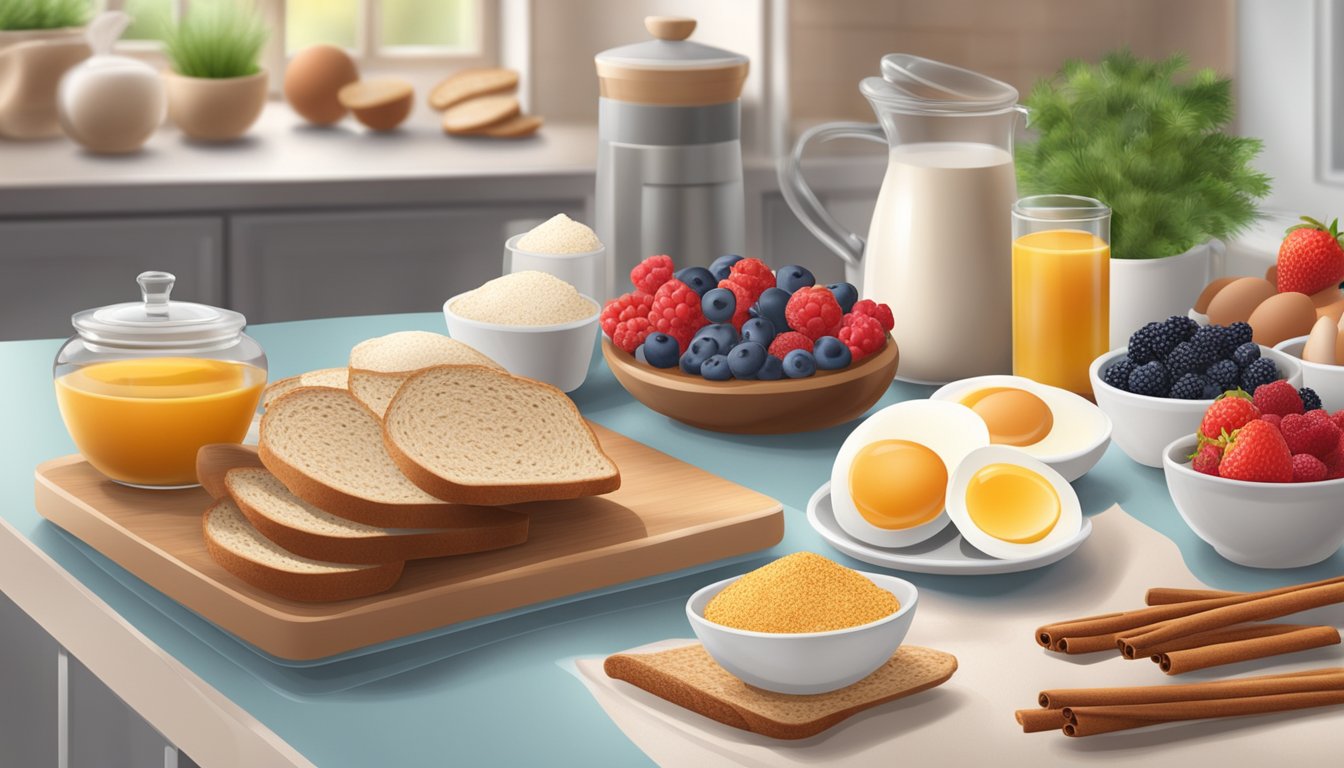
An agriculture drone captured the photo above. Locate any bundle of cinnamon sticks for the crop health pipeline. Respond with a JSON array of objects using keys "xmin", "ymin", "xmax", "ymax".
[
  {"xmin": 1034, "ymin": 575, "xmax": 1343, "ymax": 674},
  {"xmin": 1016, "ymin": 669, "xmax": 1344, "ymax": 737}
]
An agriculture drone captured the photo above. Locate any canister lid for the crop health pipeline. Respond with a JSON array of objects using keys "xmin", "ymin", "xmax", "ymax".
[
  {"xmin": 595, "ymin": 17, "xmax": 749, "ymax": 106},
  {"xmin": 71, "ymin": 271, "xmax": 247, "ymax": 349},
  {"xmin": 860, "ymin": 53, "xmax": 1018, "ymax": 114}
]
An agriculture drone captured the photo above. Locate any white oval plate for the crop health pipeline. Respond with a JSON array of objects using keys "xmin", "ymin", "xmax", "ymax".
[{"xmin": 806, "ymin": 482, "xmax": 1093, "ymax": 575}]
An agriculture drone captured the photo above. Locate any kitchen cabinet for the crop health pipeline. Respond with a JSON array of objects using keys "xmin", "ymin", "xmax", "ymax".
[{"xmin": 0, "ymin": 218, "xmax": 223, "ymax": 342}]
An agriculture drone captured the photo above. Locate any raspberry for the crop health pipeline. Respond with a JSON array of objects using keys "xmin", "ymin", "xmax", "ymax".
[
  {"xmin": 850, "ymin": 299, "xmax": 895, "ymax": 332},
  {"xmin": 647, "ymin": 278, "xmax": 707, "ymax": 351},
  {"xmin": 1252, "ymin": 380, "xmax": 1303, "ymax": 416},
  {"xmin": 1332, "ymin": 410, "xmax": 1344, "ymax": 431},
  {"xmin": 1191, "ymin": 443, "xmax": 1222, "ymax": 476},
  {"xmin": 1280, "ymin": 410, "xmax": 1342, "ymax": 459},
  {"xmin": 1261, "ymin": 413, "xmax": 1283, "ymax": 429},
  {"xmin": 717, "ymin": 279, "xmax": 756, "ymax": 330},
  {"xmin": 1291, "ymin": 453, "xmax": 1327, "ymax": 483},
  {"xmin": 839, "ymin": 313, "xmax": 885, "ymax": 361},
  {"xmin": 726, "ymin": 257, "xmax": 774, "ymax": 298},
  {"xmin": 600, "ymin": 291, "xmax": 654, "ymax": 338},
  {"xmin": 768, "ymin": 331, "xmax": 813, "ymax": 360},
  {"xmin": 785, "ymin": 286, "xmax": 844, "ymax": 340},
  {"xmin": 630, "ymin": 255, "xmax": 675, "ymax": 294},
  {"xmin": 611, "ymin": 316, "xmax": 652, "ymax": 353}
]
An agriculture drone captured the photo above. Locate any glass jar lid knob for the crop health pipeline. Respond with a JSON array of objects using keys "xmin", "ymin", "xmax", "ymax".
[{"xmin": 137, "ymin": 271, "xmax": 175, "ymax": 317}]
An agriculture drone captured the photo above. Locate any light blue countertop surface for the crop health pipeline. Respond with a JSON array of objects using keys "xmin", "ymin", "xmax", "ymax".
[{"xmin": 3, "ymin": 313, "xmax": 1340, "ymax": 767}]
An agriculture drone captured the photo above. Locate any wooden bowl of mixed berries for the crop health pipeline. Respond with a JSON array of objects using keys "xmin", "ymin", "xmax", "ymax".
[
  {"xmin": 600, "ymin": 255, "xmax": 899, "ymax": 434},
  {"xmin": 1161, "ymin": 383, "xmax": 1344, "ymax": 568}
]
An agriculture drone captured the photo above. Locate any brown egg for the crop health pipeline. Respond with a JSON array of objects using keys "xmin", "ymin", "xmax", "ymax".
[
  {"xmin": 1303, "ymin": 315, "xmax": 1338, "ymax": 364},
  {"xmin": 1206, "ymin": 277, "xmax": 1277, "ymax": 325},
  {"xmin": 1194, "ymin": 277, "xmax": 1236, "ymax": 314},
  {"xmin": 1317, "ymin": 298, "xmax": 1344, "ymax": 326},
  {"xmin": 339, "ymin": 79, "xmax": 414, "ymax": 131},
  {"xmin": 284, "ymin": 45, "xmax": 359, "ymax": 125},
  {"xmin": 1265, "ymin": 264, "xmax": 1277, "ymax": 288},
  {"xmin": 1310, "ymin": 286, "xmax": 1343, "ymax": 307},
  {"xmin": 1247, "ymin": 291, "xmax": 1318, "ymax": 347}
]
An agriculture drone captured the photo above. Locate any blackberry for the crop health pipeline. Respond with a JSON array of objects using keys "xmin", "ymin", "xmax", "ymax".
[
  {"xmin": 1128, "ymin": 361, "xmax": 1170, "ymax": 397},
  {"xmin": 1102, "ymin": 358, "xmax": 1135, "ymax": 391},
  {"xmin": 1300, "ymin": 387, "xmax": 1323, "ymax": 412},
  {"xmin": 1165, "ymin": 342, "xmax": 1204, "ymax": 377},
  {"xmin": 1205, "ymin": 359, "xmax": 1240, "ymax": 391},
  {"xmin": 1201, "ymin": 381, "xmax": 1223, "ymax": 400},
  {"xmin": 1227, "ymin": 321, "xmax": 1254, "ymax": 348},
  {"xmin": 1162, "ymin": 315, "xmax": 1199, "ymax": 343},
  {"xmin": 1127, "ymin": 322, "xmax": 1168, "ymax": 364},
  {"xmin": 1190, "ymin": 325, "xmax": 1227, "ymax": 362},
  {"xmin": 1169, "ymin": 373, "xmax": 1210, "ymax": 400},
  {"xmin": 1232, "ymin": 341, "xmax": 1261, "ymax": 369},
  {"xmin": 1240, "ymin": 357, "xmax": 1280, "ymax": 392}
]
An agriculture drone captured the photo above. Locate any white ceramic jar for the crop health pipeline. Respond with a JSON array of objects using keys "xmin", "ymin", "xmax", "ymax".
[{"xmin": 56, "ymin": 12, "xmax": 164, "ymax": 154}]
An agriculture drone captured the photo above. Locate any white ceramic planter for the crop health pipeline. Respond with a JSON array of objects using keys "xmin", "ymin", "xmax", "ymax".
[
  {"xmin": 165, "ymin": 69, "xmax": 268, "ymax": 142},
  {"xmin": 0, "ymin": 27, "xmax": 90, "ymax": 139},
  {"xmin": 1109, "ymin": 239, "xmax": 1225, "ymax": 348}
]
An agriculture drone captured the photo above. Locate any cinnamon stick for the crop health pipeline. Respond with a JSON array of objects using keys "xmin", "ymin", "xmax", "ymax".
[
  {"xmin": 1143, "ymin": 623, "xmax": 1310, "ymax": 656},
  {"xmin": 1037, "ymin": 668, "xmax": 1344, "ymax": 709},
  {"xmin": 1015, "ymin": 707, "xmax": 1067, "ymax": 733},
  {"xmin": 1061, "ymin": 690, "xmax": 1344, "ymax": 737},
  {"xmin": 1156, "ymin": 626, "xmax": 1342, "ymax": 675},
  {"xmin": 1145, "ymin": 587, "xmax": 1238, "ymax": 605},
  {"xmin": 1118, "ymin": 582, "xmax": 1344, "ymax": 659},
  {"xmin": 1036, "ymin": 575, "xmax": 1344, "ymax": 650},
  {"xmin": 1057, "ymin": 619, "xmax": 1175, "ymax": 655}
]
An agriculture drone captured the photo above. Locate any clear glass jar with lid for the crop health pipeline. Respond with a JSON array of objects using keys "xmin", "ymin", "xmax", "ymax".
[{"xmin": 53, "ymin": 271, "xmax": 267, "ymax": 489}]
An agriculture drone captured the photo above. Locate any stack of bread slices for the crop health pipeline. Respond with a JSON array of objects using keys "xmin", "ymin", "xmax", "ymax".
[{"xmin": 199, "ymin": 331, "xmax": 620, "ymax": 602}]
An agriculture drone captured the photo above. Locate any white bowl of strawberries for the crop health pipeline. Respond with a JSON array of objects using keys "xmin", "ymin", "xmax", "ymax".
[{"xmin": 1162, "ymin": 383, "xmax": 1344, "ymax": 568}]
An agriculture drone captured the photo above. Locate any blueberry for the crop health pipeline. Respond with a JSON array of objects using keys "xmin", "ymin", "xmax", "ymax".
[
  {"xmin": 673, "ymin": 266, "xmax": 716, "ymax": 297},
  {"xmin": 709, "ymin": 254, "xmax": 743, "ymax": 281},
  {"xmin": 750, "ymin": 287, "xmax": 790, "ymax": 333},
  {"xmin": 1168, "ymin": 373, "xmax": 1210, "ymax": 400},
  {"xmin": 775, "ymin": 264, "xmax": 816, "ymax": 293},
  {"xmin": 1300, "ymin": 387, "xmax": 1323, "ymax": 412},
  {"xmin": 693, "ymin": 323, "xmax": 738, "ymax": 353},
  {"xmin": 641, "ymin": 333, "xmax": 680, "ymax": 369},
  {"xmin": 1232, "ymin": 341, "xmax": 1261, "ymax": 369},
  {"xmin": 783, "ymin": 349, "xmax": 817, "ymax": 378},
  {"xmin": 741, "ymin": 317, "xmax": 776, "ymax": 345},
  {"xmin": 827, "ymin": 282, "xmax": 859, "ymax": 314},
  {"xmin": 756, "ymin": 355, "xmax": 784, "ymax": 380},
  {"xmin": 1240, "ymin": 357, "xmax": 1280, "ymax": 392},
  {"xmin": 1127, "ymin": 361, "xmax": 1170, "ymax": 397},
  {"xmin": 813, "ymin": 336, "xmax": 852, "ymax": 370},
  {"xmin": 700, "ymin": 354, "xmax": 732, "ymax": 381},
  {"xmin": 1101, "ymin": 358, "xmax": 1135, "ymax": 391},
  {"xmin": 701, "ymin": 288, "xmax": 736, "ymax": 324},
  {"xmin": 728, "ymin": 341, "xmax": 768, "ymax": 379},
  {"xmin": 679, "ymin": 337, "xmax": 719, "ymax": 375}
]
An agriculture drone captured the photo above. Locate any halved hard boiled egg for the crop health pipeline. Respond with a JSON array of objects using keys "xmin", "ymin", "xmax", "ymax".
[
  {"xmin": 930, "ymin": 375, "xmax": 1111, "ymax": 481},
  {"xmin": 947, "ymin": 446, "xmax": 1082, "ymax": 559},
  {"xmin": 831, "ymin": 400, "xmax": 990, "ymax": 548}
]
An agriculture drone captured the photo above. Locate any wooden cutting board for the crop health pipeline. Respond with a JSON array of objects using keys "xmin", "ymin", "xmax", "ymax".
[{"xmin": 34, "ymin": 424, "xmax": 784, "ymax": 661}]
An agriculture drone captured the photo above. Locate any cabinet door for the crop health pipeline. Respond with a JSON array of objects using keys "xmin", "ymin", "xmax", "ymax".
[
  {"xmin": 0, "ymin": 218, "xmax": 223, "ymax": 341},
  {"xmin": 230, "ymin": 204, "xmax": 585, "ymax": 324}
]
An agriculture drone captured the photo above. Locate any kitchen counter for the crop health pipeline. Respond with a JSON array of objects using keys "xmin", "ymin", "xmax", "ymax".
[{"xmin": 2, "ymin": 313, "xmax": 1339, "ymax": 767}]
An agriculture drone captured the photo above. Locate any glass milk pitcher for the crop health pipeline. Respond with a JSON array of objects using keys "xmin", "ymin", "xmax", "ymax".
[{"xmin": 780, "ymin": 54, "xmax": 1026, "ymax": 384}]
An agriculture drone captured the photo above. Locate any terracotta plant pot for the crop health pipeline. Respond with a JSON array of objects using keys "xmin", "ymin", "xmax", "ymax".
[
  {"xmin": 0, "ymin": 27, "xmax": 91, "ymax": 139},
  {"xmin": 165, "ymin": 68, "xmax": 267, "ymax": 142}
]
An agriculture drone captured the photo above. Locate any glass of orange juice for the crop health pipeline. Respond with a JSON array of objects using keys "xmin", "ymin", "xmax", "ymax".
[{"xmin": 1012, "ymin": 195, "xmax": 1111, "ymax": 397}]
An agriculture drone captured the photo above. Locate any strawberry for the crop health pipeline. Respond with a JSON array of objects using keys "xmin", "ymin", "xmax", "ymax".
[
  {"xmin": 1291, "ymin": 453, "xmax": 1328, "ymax": 483},
  {"xmin": 1218, "ymin": 420, "xmax": 1294, "ymax": 483},
  {"xmin": 1190, "ymin": 443, "xmax": 1223, "ymax": 476},
  {"xmin": 1197, "ymin": 389, "xmax": 1259, "ymax": 445},
  {"xmin": 1252, "ymin": 380, "xmax": 1304, "ymax": 417},
  {"xmin": 1279, "ymin": 410, "xmax": 1342, "ymax": 459},
  {"xmin": 1276, "ymin": 215, "xmax": 1344, "ymax": 295}
]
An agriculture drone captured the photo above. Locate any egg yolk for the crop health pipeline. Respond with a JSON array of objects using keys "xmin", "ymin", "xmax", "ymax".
[
  {"xmin": 848, "ymin": 439, "xmax": 948, "ymax": 530},
  {"xmin": 960, "ymin": 387, "xmax": 1053, "ymax": 447},
  {"xmin": 963, "ymin": 463, "xmax": 1060, "ymax": 543}
]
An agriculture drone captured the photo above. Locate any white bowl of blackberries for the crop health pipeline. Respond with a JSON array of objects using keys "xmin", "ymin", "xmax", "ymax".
[{"xmin": 1088, "ymin": 316, "xmax": 1304, "ymax": 468}]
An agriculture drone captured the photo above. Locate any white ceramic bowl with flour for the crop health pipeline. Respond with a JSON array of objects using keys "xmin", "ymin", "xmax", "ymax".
[
  {"xmin": 503, "ymin": 214, "xmax": 608, "ymax": 301},
  {"xmin": 444, "ymin": 271, "xmax": 599, "ymax": 393}
]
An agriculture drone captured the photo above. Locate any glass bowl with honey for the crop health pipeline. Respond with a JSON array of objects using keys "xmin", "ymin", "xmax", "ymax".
[{"xmin": 54, "ymin": 271, "xmax": 267, "ymax": 489}]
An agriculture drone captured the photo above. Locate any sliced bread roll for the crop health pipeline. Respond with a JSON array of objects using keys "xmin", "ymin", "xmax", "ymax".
[
  {"xmin": 383, "ymin": 365, "xmax": 620, "ymax": 505},
  {"xmin": 225, "ymin": 467, "xmax": 528, "ymax": 564},
  {"xmin": 262, "ymin": 368, "xmax": 348, "ymax": 407},
  {"xmin": 348, "ymin": 331, "xmax": 500, "ymax": 417},
  {"xmin": 259, "ymin": 386, "xmax": 492, "ymax": 527},
  {"xmin": 203, "ymin": 499, "xmax": 403, "ymax": 602}
]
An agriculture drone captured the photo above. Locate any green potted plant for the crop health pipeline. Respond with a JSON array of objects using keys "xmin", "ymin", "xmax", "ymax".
[
  {"xmin": 0, "ymin": 0, "xmax": 92, "ymax": 139},
  {"xmin": 161, "ymin": 0, "xmax": 269, "ymax": 142},
  {"xmin": 1016, "ymin": 51, "xmax": 1272, "ymax": 347}
]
